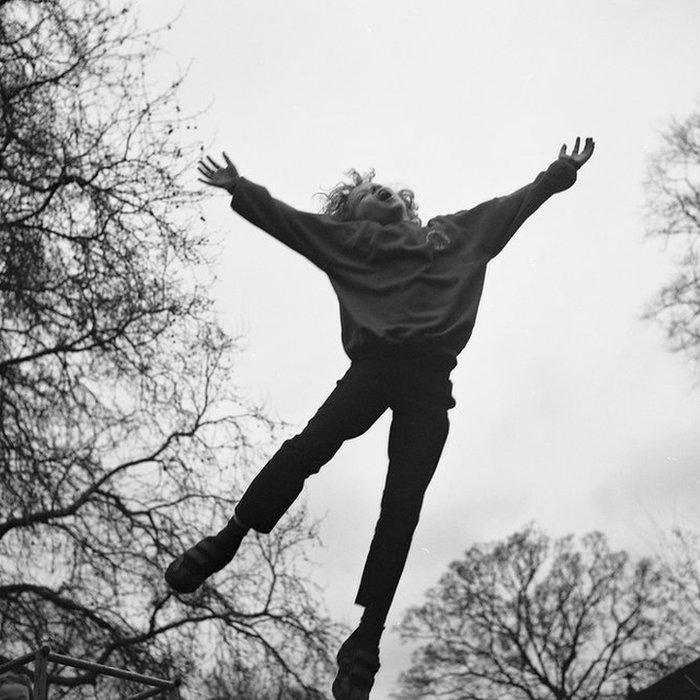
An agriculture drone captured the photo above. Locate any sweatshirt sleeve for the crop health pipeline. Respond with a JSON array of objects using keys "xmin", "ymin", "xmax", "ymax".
[
  {"xmin": 228, "ymin": 176, "xmax": 355, "ymax": 271},
  {"xmin": 446, "ymin": 158, "xmax": 579, "ymax": 258}
]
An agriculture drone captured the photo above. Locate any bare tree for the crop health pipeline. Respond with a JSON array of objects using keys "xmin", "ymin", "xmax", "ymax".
[
  {"xmin": 0, "ymin": 1, "xmax": 345, "ymax": 696},
  {"xmin": 654, "ymin": 526, "xmax": 700, "ymax": 645},
  {"xmin": 642, "ymin": 103, "xmax": 700, "ymax": 368},
  {"xmin": 199, "ymin": 645, "xmax": 330, "ymax": 700},
  {"xmin": 391, "ymin": 525, "xmax": 696, "ymax": 700}
]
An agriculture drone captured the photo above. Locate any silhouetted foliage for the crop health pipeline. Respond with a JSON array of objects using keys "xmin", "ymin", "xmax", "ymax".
[
  {"xmin": 643, "ymin": 103, "xmax": 700, "ymax": 369},
  {"xmin": 391, "ymin": 525, "xmax": 698, "ymax": 700},
  {"xmin": 0, "ymin": 1, "xmax": 345, "ymax": 697}
]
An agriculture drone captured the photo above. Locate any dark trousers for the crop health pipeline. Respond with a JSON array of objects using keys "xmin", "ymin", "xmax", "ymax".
[{"xmin": 235, "ymin": 349, "xmax": 456, "ymax": 613}]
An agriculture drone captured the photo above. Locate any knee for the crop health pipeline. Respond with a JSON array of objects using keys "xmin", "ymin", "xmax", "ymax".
[{"xmin": 277, "ymin": 432, "xmax": 342, "ymax": 472}]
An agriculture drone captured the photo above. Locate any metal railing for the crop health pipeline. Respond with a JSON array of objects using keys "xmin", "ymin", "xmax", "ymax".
[{"xmin": 0, "ymin": 646, "xmax": 180, "ymax": 699}]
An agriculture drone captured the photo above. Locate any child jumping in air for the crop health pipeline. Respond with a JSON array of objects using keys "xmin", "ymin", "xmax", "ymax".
[{"xmin": 165, "ymin": 137, "xmax": 595, "ymax": 699}]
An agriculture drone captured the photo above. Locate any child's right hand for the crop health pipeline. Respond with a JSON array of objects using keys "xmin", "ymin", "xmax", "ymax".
[{"xmin": 198, "ymin": 152, "xmax": 239, "ymax": 193}]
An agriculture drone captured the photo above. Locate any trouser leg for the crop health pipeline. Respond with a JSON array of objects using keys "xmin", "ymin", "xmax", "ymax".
[
  {"xmin": 355, "ymin": 402, "xmax": 450, "ymax": 611},
  {"xmin": 236, "ymin": 359, "xmax": 389, "ymax": 534}
]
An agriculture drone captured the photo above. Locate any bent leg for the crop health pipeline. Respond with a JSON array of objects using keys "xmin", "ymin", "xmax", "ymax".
[
  {"xmin": 236, "ymin": 359, "xmax": 389, "ymax": 533},
  {"xmin": 355, "ymin": 402, "xmax": 450, "ymax": 612}
]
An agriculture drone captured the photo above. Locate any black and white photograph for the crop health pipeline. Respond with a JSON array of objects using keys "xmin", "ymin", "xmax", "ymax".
[{"xmin": 1, "ymin": 1, "xmax": 699, "ymax": 698}]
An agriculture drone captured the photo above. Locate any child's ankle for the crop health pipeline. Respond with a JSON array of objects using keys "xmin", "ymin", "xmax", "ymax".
[
  {"xmin": 351, "ymin": 623, "xmax": 383, "ymax": 652},
  {"xmin": 213, "ymin": 514, "xmax": 248, "ymax": 552},
  {"xmin": 231, "ymin": 510, "xmax": 249, "ymax": 531}
]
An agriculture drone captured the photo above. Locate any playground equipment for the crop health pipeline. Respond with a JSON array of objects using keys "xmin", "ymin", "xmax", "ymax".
[{"xmin": 0, "ymin": 646, "xmax": 180, "ymax": 699}]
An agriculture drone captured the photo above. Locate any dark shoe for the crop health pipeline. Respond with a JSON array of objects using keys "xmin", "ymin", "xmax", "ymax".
[
  {"xmin": 331, "ymin": 632, "xmax": 380, "ymax": 700},
  {"xmin": 165, "ymin": 523, "xmax": 245, "ymax": 593}
]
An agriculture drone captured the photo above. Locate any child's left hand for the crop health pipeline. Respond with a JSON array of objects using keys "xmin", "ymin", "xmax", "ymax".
[{"xmin": 558, "ymin": 136, "xmax": 595, "ymax": 169}]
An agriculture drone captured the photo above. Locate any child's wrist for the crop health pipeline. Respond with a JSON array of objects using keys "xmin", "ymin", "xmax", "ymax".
[
  {"xmin": 558, "ymin": 156, "xmax": 580, "ymax": 171},
  {"xmin": 225, "ymin": 177, "xmax": 240, "ymax": 194}
]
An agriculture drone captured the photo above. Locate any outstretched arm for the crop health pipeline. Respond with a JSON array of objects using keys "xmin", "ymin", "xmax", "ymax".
[
  {"xmin": 448, "ymin": 136, "xmax": 595, "ymax": 258},
  {"xmin": 197, "ymin": 152, "xmax": 353, "ymax": 271}
]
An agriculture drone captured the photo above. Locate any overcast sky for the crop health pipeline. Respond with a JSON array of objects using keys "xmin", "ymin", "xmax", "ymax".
[{"xmin": 136, "ymin": 1, "xmax": 700, "ymax": 696}]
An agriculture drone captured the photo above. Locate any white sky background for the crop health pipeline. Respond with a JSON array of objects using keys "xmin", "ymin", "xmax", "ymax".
[{"xmin": 135, "ymin": 1, "xmax": 700, "ymax": 695}]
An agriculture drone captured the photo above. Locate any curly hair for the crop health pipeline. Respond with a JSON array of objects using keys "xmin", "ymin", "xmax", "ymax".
[{"xmin": 314, "ymin": 168, "xmax": 421, "ymax": 225}]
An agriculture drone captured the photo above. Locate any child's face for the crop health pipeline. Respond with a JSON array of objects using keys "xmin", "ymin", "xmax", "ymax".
[{"xmin": 348, "ymin": 182, "xmax": 409, "ymax": 225}]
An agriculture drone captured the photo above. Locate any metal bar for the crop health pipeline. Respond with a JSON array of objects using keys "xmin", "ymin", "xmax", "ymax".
[
  {"xmin": 124, "ymin": 686, "xmax": 168, "ymax": 700},
  {"xmin": 0, "ymin": 652, "xmax": 35, "ymax": 675},
  {"xmin": 45, "ymin": 653, "xmax": 174, "ymax": 689},
  {"xmin": 33, "ymin": 646, "xmax": 49, "ymax": 700}
]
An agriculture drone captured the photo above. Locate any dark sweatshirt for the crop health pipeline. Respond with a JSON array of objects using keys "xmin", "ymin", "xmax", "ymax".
[{"xmin": 229, "ymin": 158, "xmax": 578, "ymax": 361}]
